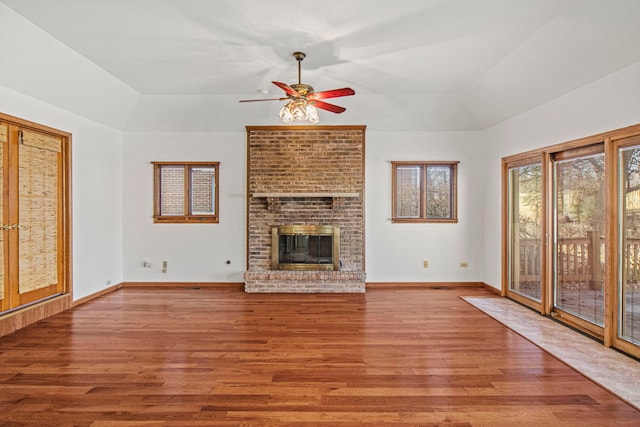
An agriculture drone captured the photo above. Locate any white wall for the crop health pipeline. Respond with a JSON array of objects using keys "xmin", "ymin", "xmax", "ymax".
[
  {"xmin": 122, "ymin": 132, "xmax": 246, "ymax": 282},
  {"xmin": 0, "ymin": 85, "xmax": 125, "ymax": 300},
  {"xmin": 120, "ymin": 129, "xmax": 486, "ymax": 285},
  {"xmin": 481, "ymin": 60, "xmax": 640, "ymax": 289},
  {"xmin": 7, "ymin": 0, "xmax": 638, "ymax": 292},
  {"xmin": 366, "ymin": 131, "xmax": 486, "ymax": 282},
  {"xmin": 2, "ymin": 0, "xmax": 490, "ymax": 289}
]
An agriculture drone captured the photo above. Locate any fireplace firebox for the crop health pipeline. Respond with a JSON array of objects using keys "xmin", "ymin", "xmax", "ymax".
[{"xmin": 271, "ymin": 225, "xmax": 340, "ymax": 271}]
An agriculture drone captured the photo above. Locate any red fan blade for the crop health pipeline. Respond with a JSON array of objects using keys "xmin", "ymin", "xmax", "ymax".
[
  {"xmin": 309, "ymin": 100, "xmax": 346, "ymax": 114},
  {"xmin": 239, "ymin": 98, "xmax": 287, "ymax": 102},
  {"xmin": 272, "ymin": 81, "xmax": 301, "ymax": 97},
  {"xmin": 307, "ymin": 87, "xmax": 355, "ymax": 100}
]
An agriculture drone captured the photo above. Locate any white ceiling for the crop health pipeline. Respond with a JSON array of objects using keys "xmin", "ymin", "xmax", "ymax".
[{"xmin": 2, "ymin": 0, "xmax": 640, "ymax": 131}]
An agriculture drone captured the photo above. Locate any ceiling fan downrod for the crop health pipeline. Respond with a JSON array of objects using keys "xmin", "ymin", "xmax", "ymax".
[{"xmin": 293, "ymin": 51, "xmax": 306, "ymax": 85}]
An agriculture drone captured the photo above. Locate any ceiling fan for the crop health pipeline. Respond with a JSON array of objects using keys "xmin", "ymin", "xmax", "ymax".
[{"xmin": 239, "ymin": 51, "xmax": 355, "ymax": 123}]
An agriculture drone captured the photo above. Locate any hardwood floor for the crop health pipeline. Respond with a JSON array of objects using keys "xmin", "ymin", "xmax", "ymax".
[{"xmin": 1, "ymin": 285, "xmax": 639, "ymax": 426}]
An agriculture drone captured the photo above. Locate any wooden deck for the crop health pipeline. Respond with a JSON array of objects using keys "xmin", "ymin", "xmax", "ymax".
[{"xmin": 1, "ymin": 285, "xmax": 639, "ymax": 426}]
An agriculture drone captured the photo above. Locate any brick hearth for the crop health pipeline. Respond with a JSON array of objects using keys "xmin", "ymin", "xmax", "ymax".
[{"xmin": 244, "ymin": 126, "xmax": 366, "ymax": 293}]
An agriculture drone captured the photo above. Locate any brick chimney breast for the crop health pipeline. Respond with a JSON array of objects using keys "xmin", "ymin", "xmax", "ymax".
[{"xmin": 244, "ymin": 126, "xmax": 366, "ymax": 293}]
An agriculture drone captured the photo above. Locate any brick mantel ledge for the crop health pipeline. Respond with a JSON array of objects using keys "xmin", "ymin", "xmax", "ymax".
[{"xmin": 252, "ymin": 192, "xmax": 359, "ymax": 198}]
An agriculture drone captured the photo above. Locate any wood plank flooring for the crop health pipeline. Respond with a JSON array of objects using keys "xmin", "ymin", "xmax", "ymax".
[{"xmin": 1, "ymin": 285, "xmax": 639, "ymax": 426}]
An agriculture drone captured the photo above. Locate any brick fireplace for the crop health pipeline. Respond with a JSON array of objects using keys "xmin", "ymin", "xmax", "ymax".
[{"xmin": 244, "ymin": 125, "xmax": 366, "ymax": 292}]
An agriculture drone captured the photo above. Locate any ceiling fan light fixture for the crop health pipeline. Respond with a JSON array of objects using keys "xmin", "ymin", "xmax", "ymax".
[
  {"xmin": 279, "ymin": 98, "xmax": 319, "ymax": 124},
  {"xmin": 306, "ymin": 104, "xmax": 319, "ymax": 124}
]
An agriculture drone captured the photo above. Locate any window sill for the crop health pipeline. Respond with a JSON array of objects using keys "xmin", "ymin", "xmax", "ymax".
[
  {"xmin": 153, "ymin": 216, "xmax": 218, "ymax": 224},
  {"xmin": 392, "ymin": 218, "xmax": 458, "ymax": 224}
]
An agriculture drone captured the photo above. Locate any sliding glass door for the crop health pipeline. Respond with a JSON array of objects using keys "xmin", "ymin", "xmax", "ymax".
[
  {"xmin": 616, "ymin": 136, "xmax": 640, "ymax": 354},
  {"xmin": 506, "ymin": 161, "xmax": 543, "ymax": 308},
  {"xmin": 552, "ymin": 147, "xmax": 605, "ymax": 333},
  {"xmin": 504, "ymin": 125, "xmax": 640, "ymax": 358}
]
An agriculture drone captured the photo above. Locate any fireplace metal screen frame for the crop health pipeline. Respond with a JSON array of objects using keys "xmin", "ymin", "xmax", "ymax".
[{"xmin": 271, "ymin": 225, "xmax": 340, "ymax": 271}]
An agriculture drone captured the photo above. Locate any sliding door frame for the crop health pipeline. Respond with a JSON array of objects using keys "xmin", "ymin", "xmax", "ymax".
[
  {"xmin": 502, "ymin": 151, "xmax": 546, "ymax": 313},
  {"xmin": 502, "ymin": 123, "xmax": 640, "ymax": 358},
  {"xmin": 610, "ymin": 132, "xmax": 640, "ymax": 356}
]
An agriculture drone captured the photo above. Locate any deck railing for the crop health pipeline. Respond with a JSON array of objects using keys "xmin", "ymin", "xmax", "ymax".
[{"xmin": 518, "ymin": 236, "xmax": 640, "ymax": 283}]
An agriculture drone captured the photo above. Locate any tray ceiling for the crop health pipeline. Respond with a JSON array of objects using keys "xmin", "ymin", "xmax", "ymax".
[{"xmin": 2, "ymin": 0, "xmax": 640, "ymax": 131}]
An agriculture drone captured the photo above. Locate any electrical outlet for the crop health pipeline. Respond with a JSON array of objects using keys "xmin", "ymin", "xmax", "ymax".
[
  {"xmin": 162, "ymin": 260, "xmax": 167, "ymax": 273},
  {"xmin": 460, "ymin": 262, "xmax": 469, "ymax": 268},
  {"xmin": 423, "ymin": 260, "xmax": 429, "ymax": 268}
]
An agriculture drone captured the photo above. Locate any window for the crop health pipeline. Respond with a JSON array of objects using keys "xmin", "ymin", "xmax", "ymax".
[
  {"xmin": 392, "ymin": 161, "xmax": 458, "ymax": 223},
  {"xmin": 153, "ymin": 162, "xmax": 219, "ymax": 223}
]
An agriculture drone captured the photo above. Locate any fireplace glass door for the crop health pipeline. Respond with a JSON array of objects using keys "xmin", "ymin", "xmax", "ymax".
[
  {"xmin": 279, "ymin": 235, "xmax": 333, "ymax": 265},
  {"xmin": 272, "ymin": 225, "xmax": 340, "ymax": 271}
]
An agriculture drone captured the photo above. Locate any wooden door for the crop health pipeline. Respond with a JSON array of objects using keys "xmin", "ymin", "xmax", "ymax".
[
  {"xmin": 0, "ymin": 115, "xmax": 70, "ymax": 313},
  {"xmin": 0, "ymin": 122, "xmax": 7, "ymax": 312}
]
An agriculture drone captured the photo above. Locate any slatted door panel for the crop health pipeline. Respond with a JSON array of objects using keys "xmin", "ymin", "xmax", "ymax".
[{"xmin": 15, "ymin": 130, "xmax": 63, "ymax": 306}]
